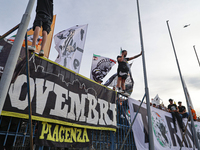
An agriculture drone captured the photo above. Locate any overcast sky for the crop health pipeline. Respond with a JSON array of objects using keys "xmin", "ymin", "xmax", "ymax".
[{"xmin": 1, "ymin": 0, "xmax": 200, "ymax": 115}]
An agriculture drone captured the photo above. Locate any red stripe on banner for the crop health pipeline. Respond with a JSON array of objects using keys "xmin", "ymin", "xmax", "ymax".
[
  {"xmin": 110, "ymin": 59, "xmax": 116, "ymax": 63},
  {"xmin": 155, "ymin": 112, "xmax": 161, "ymax": 117}
]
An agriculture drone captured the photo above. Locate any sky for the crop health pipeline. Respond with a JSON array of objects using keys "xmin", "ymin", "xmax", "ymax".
[{"xmin": 0, "ymin": 0, "xmax": 200, "ymax": 115}]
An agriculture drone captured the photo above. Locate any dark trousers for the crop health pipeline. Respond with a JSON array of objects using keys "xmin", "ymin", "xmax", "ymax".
[
  {"xmin": 171, "ymin": 112, "xmax": 184, "ymax": 129},
  {"xmin": 180, "ymin": 112, "xmax": 189, "ymax": 119}
]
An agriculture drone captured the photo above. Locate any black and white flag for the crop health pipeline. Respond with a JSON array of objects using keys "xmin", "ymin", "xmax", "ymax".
[
  {"xmin": 152, "ymin": 94, "xmax": 161, "ymax": 105},
  {"xmin": 54, "ymin": 24, "xmax": 88, "ymax": 73},
  {"xmin": 90, "ymin": 54, "xmax": 116, "ymax": 82}
]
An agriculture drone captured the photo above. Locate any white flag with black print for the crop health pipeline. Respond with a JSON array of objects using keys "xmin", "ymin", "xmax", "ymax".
[
  {"xmin": 90, "ymin": 54, "xmax": 116, "ymax": 82},
  {"xmin": 54, "ymin": 24, "xmax": 88, "ymax": 73},
  {"xmin": 152, "ymin": 94, "xmax": 161, "ymax": 106}
]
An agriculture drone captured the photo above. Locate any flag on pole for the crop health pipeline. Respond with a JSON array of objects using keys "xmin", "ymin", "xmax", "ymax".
[
  {"xmin": 120, "ymin": 47, "xmax": 123, "ymax": 54},
  {"xmin": 152, "ymin": 94, "xmax": 161, "ymax": 105},
  {"xmin": 54, "ymin": 24, "xmax": 88, "ymax": 73},
  {"xmin": 8, "ymin": 15, "xmax": 56, "ymax": 58},
  {"xmin": 104, "ymin": 73, "xmax": 118, "ymax": 87},
  {"xmin": 90, "ymin": 54, "xmax": 116, "ymax": 82}
]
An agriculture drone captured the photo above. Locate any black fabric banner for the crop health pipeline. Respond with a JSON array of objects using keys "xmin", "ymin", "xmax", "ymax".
[
  {"xmin": 0, "ymin": 39, "xmax": 26, "ymax": 78},
  {"xmin": 35, "ymin": 122, "xmax": 91, "ymax": 148},
  {"xmin": 1, "ymin": 53, "xmax": 117, "ymax": 131}
]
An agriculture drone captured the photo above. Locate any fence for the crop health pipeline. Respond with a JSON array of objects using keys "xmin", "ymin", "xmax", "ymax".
[{"xmin": 0, "ymin": 94, "xmax": 136, "ymax": 150}]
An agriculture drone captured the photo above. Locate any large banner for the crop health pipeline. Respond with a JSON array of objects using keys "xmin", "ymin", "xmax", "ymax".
[
  {"xmin": 35, "ymin": 122, "xmax": 91, "ymax": 148},
  {"xmin": 90, "ymin": 54, "xmax": 116, "ymax": 82},
  {"xmin": 0, "ymin": 39, "xmax": 26, "ymax": 78},
  {"xmin": 128, "ymin": 98, "xmax": 200, "ymax": 150},
  {"xmin": 54, "ymin": 24, "xmax": 88, "ymax": 73},
  {"xmin": 1, "ymin": 54, "xmax": 117, "ymax": 131}
]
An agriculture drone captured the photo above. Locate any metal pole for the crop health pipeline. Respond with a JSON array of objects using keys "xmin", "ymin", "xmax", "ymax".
[
  {"xmin": 0, "ymin": 0, "xmax": 36, "ymax": 115},
  {"xmin": 25, "ymin": 33, "xmax": 33, "ymax": 150},
  {"xmin": 166, "ymin": 20, "xmax": 200, "ymax": 150},
  {"xmin": 136, "ymin": 0, "xmax": 155, "ymax": 149},
  {"xmin": 120, "ymin": 94, "xmax": 146, "ymax": 150},
  {"xmin": 0, "ymin": 24, "xmax": 20, "ymax": 41},
  {"xmin": 193, "ymin": 45, "xmax": 200, "ymax": 67}
]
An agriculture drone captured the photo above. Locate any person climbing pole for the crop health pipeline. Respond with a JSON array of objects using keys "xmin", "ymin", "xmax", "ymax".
[{"xmin": 116, "ymin": 50, "xmax": 142, "ymax": 96}]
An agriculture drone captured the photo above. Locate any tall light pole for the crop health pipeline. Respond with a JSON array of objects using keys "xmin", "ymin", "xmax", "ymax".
[
  {"xmin": 0, "ymin": 0, "xmax": 36, "ymax": 115},
  {"xmin": 0, "ymin": 1, "xmax": 36, "ymax": 149},
  {"xmin": 136, "ymin": 0, "xmax": 155, "ymax": 149},
  {"xmin": 193, "ymin": 45, "xmax": 200, "ymax": 67},
  {"xmin": 166, "ymin": 20, "xmax": 200, "ymax": 150}
]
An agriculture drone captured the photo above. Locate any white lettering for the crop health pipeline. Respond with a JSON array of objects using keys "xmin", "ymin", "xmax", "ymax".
[
  {"xmin": 109, "ymin": 103, "xmax": 117, "ymax": 126},
  {"xmin": 98, "ymin": 99, "xmax": 109, "ymax": 125},
  {"xmin": 8, "ymin": 75, "xmax": 116, "ymax": 127},
  {"xmin": 36, "ymin": 79, "xmax": 54, "ymax": 114},
  {"xmin": 68, "ymin": 92, "xmax": 86, "ymax": 121},
  {"xmin": 86, "ymin": 94, "xmax": 98, "ymax": 124},
  {"xmin": 50, "ymin": 84, "xmax": 68, "ymax": 118},
  {"xmin": 9, "ymin": 74, "xmax": 35, "ymax": 110}
]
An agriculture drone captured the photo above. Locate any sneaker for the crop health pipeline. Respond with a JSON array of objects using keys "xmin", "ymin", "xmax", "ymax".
[
  {"xmin": 39, "ymin": 50, "xmax": 44, "ymax": 56},
  {"xmin": 28, "ymin": 46, "xmax": 36, "ymax": 52},
  {"xmin": 117, "ymin": 88, "xmax": 124, "ymax": 93},
  {"xmin": 123, "ymin": 92, "xmax": 130, "ymax": 97}
]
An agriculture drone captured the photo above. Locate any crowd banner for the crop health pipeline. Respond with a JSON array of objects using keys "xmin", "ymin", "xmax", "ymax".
[
  {"xmin": 1, "ymin": 54, "xmax": 117, "ymax": 131},
  {"xmin": 128, "ymin": 98, "xmax": 200, "ymax": 150},
  {"xmin": 35, "ymin": 122, "xmax": 91, "ymax": 148},
  {"xmin": 54, "ymin": 24, "xmax": 88, "ymax": 73},
  {"xmin": 0, "ymin": 39, "xmax": 26, "ymax": 78},
  {"xmin": 90, "ymin": 54, "xmax": 116, "ymax": 82}
]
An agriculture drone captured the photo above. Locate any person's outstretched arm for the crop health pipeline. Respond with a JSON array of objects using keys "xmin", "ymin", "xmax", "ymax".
[
  {"xmin": 117, "ymin": 54, "xmax": 125, "ymax": 62},
  {"xmin": 128, "ymin": 51, "xmax": 142, "ymax": 61}
]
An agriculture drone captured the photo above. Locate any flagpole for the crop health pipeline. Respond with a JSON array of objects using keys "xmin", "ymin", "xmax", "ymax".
[
  {"xmin": 25, "ymin": 33, "xmax": 33, "ymax": 150},
  {"xmin": 0, "ymin": 0, "xmax": 36, "ymax": 115},
  {"xmin": 193, "ymin": 45, "xmax": 200, "ymax": 67},
  {"xmin": 0, "ymin": 24, "xmax": 20, "ymax": 41},
  {"xmin": 136, "ymin": 0, "xmax": 155, "ymax": 149},
  {"xmin": 166, "ymin": 20, "xmax": 200, "ymax": 150}
]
